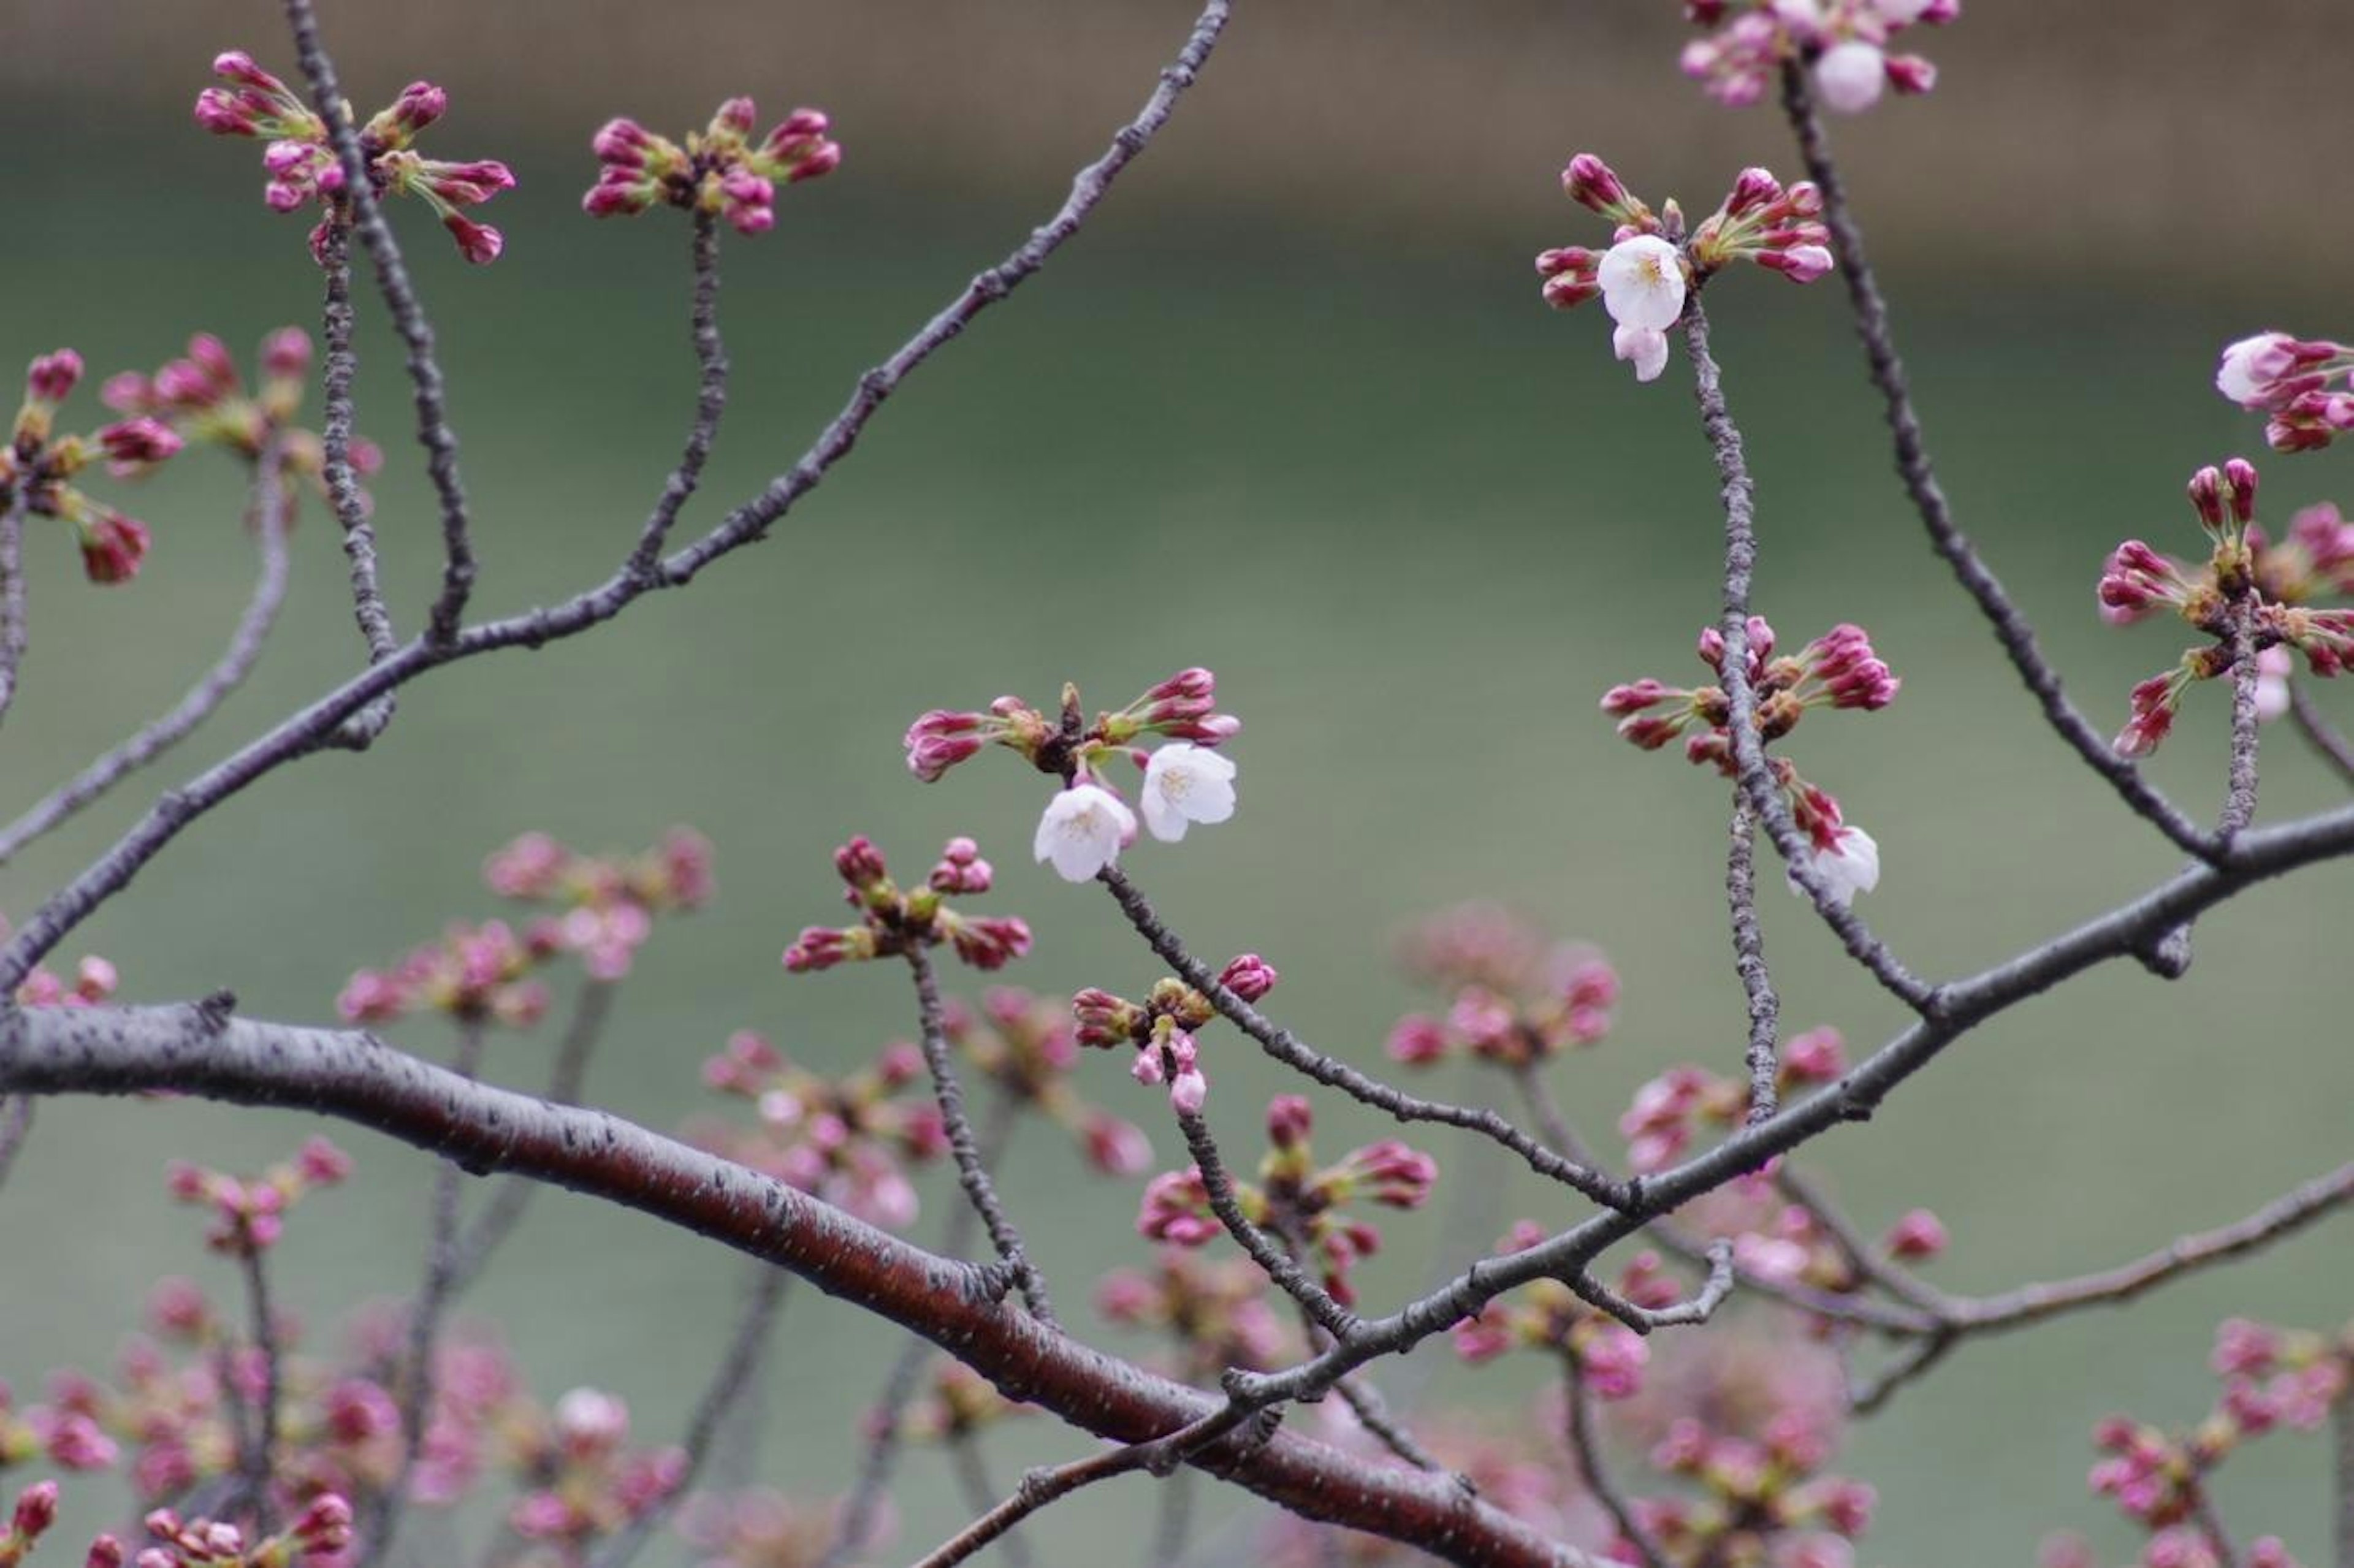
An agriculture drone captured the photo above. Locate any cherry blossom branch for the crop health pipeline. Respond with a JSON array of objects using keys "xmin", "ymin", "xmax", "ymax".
[
  {"xmin": 1097, "ymin": 866, "xmax": 1629, "ymax": 1209},
  {"xmin": 1680, "ymin": 291, "xmax": 1935, "ymax": 1015},
  {"xmin": 908, "ymin": 942, "xmax": 1057, "ymax": 1328},
  {"xmin": 0, "ymin": 1094, "xmax": 28, "ymax": 1189},
  {"xmin": 1177, "ymin": 1102, "xmax": 1360, "ymax": 1339},
  {"xmin": 585, "ymin": 1263, "xmax": 791, "ymax": 1568},
  {"xmin": 0, "ymin": 999, "xmax": 1592, "ymax": 1567},
  {"xmin": 446, "ymin": 976, "xmax": 615, "ymax": 1293},
  {"xmin": 1559, "ymin": 1347, "xmax": 1666, "ymax": 1568},
  {"xmin": 1775, "ymin": 61, "xmax": 2213, "ymax": 861},
  {"xmin": 1846, "ymin": 1332, "xmax": 1956, "ymax": 1417},
  {"xmin": 1726, "ymin": 799, "xmax": 1780, "ymax": 1122},
  {"xmin": 365, "ymin": 1016, "xmax": 488, "ymax": 1566},
  {"xmin": 625, "ymin": 209, "xmax": 726, "ymax": 582},
  {"xmin": 283, "ymin": 0, "xmax": 476, "ymax": 647},
  {"xmin": 313, "ymin": 218, "xmax": 400, "ymax": 682},
  {"xmin": 2288, "ymin": 681, "xmax": 2354, "ymax": 787},
  {"xmin": 2222, "ymin": 617, "xmax": 2263, "ymax": 840},
  {"xmin": 0, "ymin": 446, "xmax": 294, "ymax": 866},
  {"xmin": 0, "ymin": 0, "xmax": 1232, "ymax": 999},
  {"xmin": 0, "ymin": 491, "xmax": 27, "ymax": 727},
  {"xmin": 234, "ymin": 1243, "xmax": 284, "ymax": 1516}
]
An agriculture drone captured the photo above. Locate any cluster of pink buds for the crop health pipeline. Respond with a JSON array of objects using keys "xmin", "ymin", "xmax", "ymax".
[
  {"xmin": 1617, "ymin": 1029, "xmax": 1847, "ymax": 1172},
  {"xmin": 780, "ymin": 834, "xmax": 1031, "ymax": 975},
  {"xmin": 335, "ymin": 919, "xmax": 549, "ymax": 1029},
  {"xmin": 163, "ymin": 1138, "xmax": 351, "ymax": 1256},
  {"xmin": 2098, "ymin": 460, "xmax": 2354, "ymax": 756},
  {"xmin": 1138, "ymin": 1096, "xmax": 1438, "ymax": 1307},
  {"xmin": 196, "ymin": 52, "xmax": 512, "ymax": 264},
  {"xmin": 2079, "ymin": 1316, "xmax": 2349, "ymax": 1556},
  {"xmin": 1096, "ymin": 1249, "xmax": 1294, "ymax": 1384},
  {"xmin": 102, "ymin": 330, "xmax": 383, "ymax": 523},
  {"xmin": 694, "ymin": 1031, "xmax": 945, "ymax": 1229},
  {"xmin": 939, "ymin": 988, "xmax": 1154, "ymax": 1176},
  {"xmin": 584, "ymin": 98, "xmax": 840, "ymax": 235},
  {"xmin": 905, "ymin": 668, "xmax": 1241, "ymax": 883},
  {"xmin": 1681, "ymin": 0, "xmax": 1955, "ymax": 114},
  {"xmin": 676, "ymin": 1490, "xmax": 844, "ymax": 1568},
  {"xmin": 0, "ymin": 1386, "xmax": 118, "ymax": 1476},
  {"xmin": 136, "ymin": 1493, "xmax": 351, "ymax": 1567},
  {"xmin": 2, "ymin": 350, "xmax": 173, "ymax": 583},
  {"xmin": 1072, "ymin": 952, "xmax": 1274, "ymax": 1116},
  {"xmin": 1386, "ymin": 905, "xmax": 1618, "ymax": 1069},
  {"xmin": 1636, "ymin": 1410, "xmax": 1877, "ymax": 1568},
  {"xmin": 1537, "ymin": 156, "xmax": 1832, "ymax": 383},
  {"xmin": 2216, "ymin": 331, "xmax": 2354, "ymax": 452},
  {"xmin": 479, "ymin": 827, "xmax": 713, "ymax": 981},
  {"xmin": 1450, "ymin": 1224, "xmax": 1665, "ymax": 1396},
  {"xmin": 505, "ymin": 1389, "xmax": 685, "ymax": 1557},
  {"xmin": 1606, "ymin": 617, "xmax": 1895, "ymax": 904}
]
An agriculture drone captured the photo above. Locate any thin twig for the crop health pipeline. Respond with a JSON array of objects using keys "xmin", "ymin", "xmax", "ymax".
[
  {"xmin": 2288, "ymin": 680, "xmax": 2354, "ymax": 787},
  {"xmin": 235, "ymin": 1244, "xmax": 284, "ymax": 1514},
  {"xmin": 446, "ymin": 978, "xmax": 615, "ymax": 1294},
  {"xmin": 364, "ymin": 1017, "xmax": 489, "ymax": 1566},
  {"xmin": 2221, "ymin": 615, "xmax": 2263, "ymax": 841},
  {"xmin": 282, "ymin": 0, "xmax": 476, "ymax": 646},
  {"xmin": 0, "ymin": 492, "xmax": 28, "ymax": 726},
  {"xmin": 585, "ymin": 1263, "xmax": 792, "ymax": 1568},
  {"xmin": 0, "ymin": 1094, "xmax": 30, "ymax": 1189},
  {"xmin": 313, "ymin": 216, "xmax": 400, "ymax": 669},
  {"xmin": 1559, "ymin": 1349, "xmax": 1664, "ymax": 1568},
  {"xmin": 1679, "ymin": 290, "xmax": 1935, "ymax": 1016},
  {"xmin": 2190, "ymin": 1488, "xmax": 2241, "ymax": 1568},
  {"xmin": 946, "ymin": 1435, "xmax": 1034, "ymax": 1568},
  {"xmin": 905, "ymin": 1406, "xmax": 1277, "ymax": 1568},
  {"xmin": 0, "ymin": 0, "xmax": 1234, "ymax": 998},
  {"xmin": 1846, "ymin": 1331, "xmax": 1955, "ymax": 1417},
  {"xmin": 1099, "ymin": 866, "xmax": 1629, "ymax": 1209},
  {"xmin": 626, "ymin": 209, "xmax": 728, "ymax": 581},
  {"xmin": 1775, "ymin": 61, "xmax": 2213, "ymax": 861},
  {"xmin": 2333, "ymin": 1380, "xmax": 2353, "ymax": 1568},
  {"xmin": 1175, "ymin": 1103, "xmax": 1360, "ymax": 1340},
  {"xmin": 1726, "ymin": 798, "xmax": 1779, "ymax": 1123},
  {"xmin": 0, "ymin": 444, "xmax": 295, "ymax": 866},
  {"xmin": 907, "ymin": 942, "xmax": 1057, "ymax": 1327}
]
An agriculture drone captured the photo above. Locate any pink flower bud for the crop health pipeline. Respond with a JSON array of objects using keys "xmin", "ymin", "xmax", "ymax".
[
  {"xmin": 26, "ymin": 348, "xmax": 83, "ymax": 404},
  {"xmin": 85, "ymin": 1536, "xmax": 126, "ymax": 1568},
  {"xmin": 1081, "ymin": 1111, "xmax": 1152, "ymax": 1176},
  {"xmin": 296, "ymin": 1136, "xmax": 352, "ymax": 1186},
  {"xmin": 441, "ymin": 213, "xmax": 504, "ymax": 265},
  {"xmin": 1385, "ymin": 1013, "xmax": 1449, "ymax": 1065},
  {"xmin": 1782, "ymin": 1026, "xmax": 1845, "ymax": 1082},
  {"xmin": 290, "ymin": 1493, "xmax": 354, "ymax": 1553},
  {"xmin": 1579, "ymin": 1323, "xmax": 1649, "ymax": 1399},
  {"xmin": 948, "ymin": 915, "xmax": 1031, "ymax": 972},
  {"xmin": 1217, "ymin": 953, "xmax": 1278, "ymax": 1002},
  {"xmin": 1265, "ymin": 1094, "xmax": 1314, "ymax": 1151},
  {"xmin": 99, "ymin": 417, "xmax": 184, "ymax": 475},
  {"xmin": 1562, "ymin": 153, "xmax": 1631, "ymax": 216},
  {"xmin": 1343, "ymin": 1140, "xmax": 1439, "ymax": 1209},
  {"xmin": 1884, "ymin": 1208, "xmax": 1947, "ymax": 1260},
  {"xmin": 11, "ymin": 1480, "xmax": 59, "ymax": 1541},
  {"xmin": 2186, "ymin": 465, "xmax": 2227, "ymax": 531},
  {"xmin": 833, "ymin": 835, "xmax": 889, "ymax": 890}
]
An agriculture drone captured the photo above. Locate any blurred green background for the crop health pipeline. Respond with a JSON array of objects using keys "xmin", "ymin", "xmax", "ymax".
[{"xmin": 2, "ymin": 2, "xmax": 2351, "ymax": 1564}]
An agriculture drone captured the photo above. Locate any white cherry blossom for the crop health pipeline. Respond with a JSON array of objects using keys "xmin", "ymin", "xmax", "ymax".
[
  {"xmin": 1034, "ymin": 783, "xmax": 1137, "ymax": 882},
  {"xmin": 1814, "ymin": 40, "xmax": 1887, "ymax": 113},
  {"xmin": 1596, "ymin": 235, "xmax": 1686, "ymax": 332},
  {"xmin": 1613, "ymin": 323, "xmax": 1671, "ymax": 384},
  {"xmin": 1140, "ymin": 742, "xmax": 1238, "ymax": 843},
  {"xmin": 1792, "ymin": 824, "xmax": 1880, "ymax": 907}
]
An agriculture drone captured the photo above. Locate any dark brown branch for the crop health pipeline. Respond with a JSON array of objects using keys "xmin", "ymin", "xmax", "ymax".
[
  {"xmin": 1726, "ymin": 799, "xmax": 1779, "ymax": 1123},
  {"xmin": 283, "ymin": 0, "xmax": 475, "ymax": 647},
  {"xmin": 585, "ymin": 1263, "xmax": 791, "ymax": 1568},
  {"xmin": 1558, "ymin": 1349, "xmax": 1664, "ymax": 1568},
  {"xmin": 908, "ymin": 942, "xmax": 1056, "ymax": 1327},
  {"xmin": 1099, "ymin": 866, "xmax": 1629, "ymax": 1210},
  {"xmin": 1680, "ymin": 291, "xmax": 1935, "ymax": 1016},
  {"xmin": 0, "ymin": 1001, "xmax": 1591, "ymax": 1568},
  {"xmin": 0, "ymin": 0, "xmax": 1233, "ymax": 997},
  {"xmin": 0, "ymin": 491, "xmax": 27, "ymax": 726},
  {"xmin": 0, "ymin": 445, "xmax": 294, "ymax": 866},
  {"xmin": 1776, "ymin": 60, "xmax": 2213, "ymax": 861},
  {"xmin": 2288, "ymin": 680, "xmax": 2354, "ymax": 787},
  {"xmin": 625, "ymin": 209, "xmax": 728, "ymax": 582}
]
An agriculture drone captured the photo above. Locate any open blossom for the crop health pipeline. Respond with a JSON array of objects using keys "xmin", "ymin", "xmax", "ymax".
[
  {"xmin": 1794, "ymin": 824, "xmax": 1878, "ymax": 907},
  {"xmin": 1034, "ymin": 783, "xmax": 1136, "ymax": 881},
  {"xmin": 1140, "ymin": 742, "xmax": 1238, "ymax": 842},
  {"xmin": 2215, "ymin": 330, "xmax": 2354, "ymax": 450},
  {"xmin": 1680, "ymin": 0, "xmax": 1956, "ymax": 114}
]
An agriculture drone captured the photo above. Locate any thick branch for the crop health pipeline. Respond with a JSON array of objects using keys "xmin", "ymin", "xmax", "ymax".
[
  {"xmin": 1776, "ymin": 61, "xmax": 2212, "ymax": 859},
  {"xmin": 1726, "ymin": 799, "xmax": 1779, "ymax": 1122},
  {"xmin": 0, "ymin": 445, "xmax": 295, "ymax": 866},
  {"xmin": 283, "ymin": 0, "xmax": 475, "ymax": 645},
  {"xmin": 0, "ymin": 1001, "xmax": 1590, "ymax": 1568}
]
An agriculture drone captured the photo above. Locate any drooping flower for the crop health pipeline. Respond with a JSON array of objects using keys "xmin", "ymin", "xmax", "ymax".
[
  {"xmin": 1794, "ymin": 824, "xmax": 1878, "ymax": 907},
  {"xmin": 1140, "ymin": 742, "xmax": 1238, "ymax": 843},
  {"xmin": 1034, "ymin": 783, "xmax": 1137, "ymax": 882}
]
